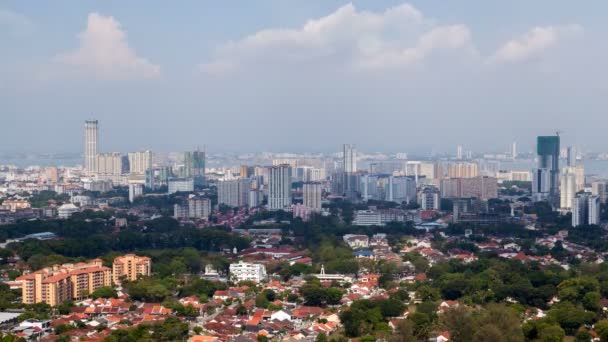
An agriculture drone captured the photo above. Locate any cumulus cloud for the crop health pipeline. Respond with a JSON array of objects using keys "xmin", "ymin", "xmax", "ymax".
[
  {"xmin": 490, "ymin": 24, "xmax": 583, "ymax": 64},
  {"xmin": 55, "ymin": 13, "xmax": 160, "ymax": 80},
  {"xmin": 198, "ymin": 3, "xmax": 476, "ymax": 74}
]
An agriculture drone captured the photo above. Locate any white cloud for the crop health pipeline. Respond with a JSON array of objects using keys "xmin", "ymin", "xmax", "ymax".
[
  {"xmin": 198, "ymin": 3, "xmax": 476, "ymax": 74},
  {"xmin": 55, "ymin": 13, "xmax": 160, "ymax": 80},
  {"xmin": 490, "ymin": 24, "xmax": 583, "ymax": 64}
]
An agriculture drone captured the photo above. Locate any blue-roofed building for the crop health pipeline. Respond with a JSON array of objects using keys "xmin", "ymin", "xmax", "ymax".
[{"xmin": 353, "ymin": 249, "xmax": 375, "ymax": 260}]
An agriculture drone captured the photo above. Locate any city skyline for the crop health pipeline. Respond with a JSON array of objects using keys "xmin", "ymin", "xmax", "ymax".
[{"xmin": 2, "ymin": 1, "xmax": 608, "ymax": 153}]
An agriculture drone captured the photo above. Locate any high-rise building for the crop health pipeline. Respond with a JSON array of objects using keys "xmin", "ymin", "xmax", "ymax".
[
  {"xmin": 128, "ymin": 151, "xmax": 153, "ymax": 175},
  {"xmin": 94, "ymin": 153, "xmax": 123, "ymax": 176},
  {"xmin": 343, "ymin": 144, "xmax": 357, "ymax": 173},
  {"xmin": 218, "ymin": 179, "xmax": 251, "ymax": 207},
  {"xmin": 112, "ymin": 254, "xmax": 151, "ymax": 284},
  {"xmin": 387, "ymin": 176, "xmax": 417, "ymax": 204},
  {"xmin": 447, "ymin": 162, "xmax": 479, "ymax": 178},
  {"xmin": 591, "ymin": 181, "xmax": 607, "ymax": 204},
  {"xmin": 342, "ymin": 144, "xmax": 357, "ymax": 199},
  {"xmin": 268, "ymin": 164, "xmax": 292, "ymax": 210},
  {"xmin": 457, "ymin": 145, "xmax": 463, "ymax": 160},
  {"xmin": 418, "ymin": 186, "xmax": 441, "ymax": 210},
  {"xmin": 84, "ymin": 120, "xmax": 99, "ymax": 174},
  {"xmin": 168, "ymin": 178, "xmax": 194, "ymax": 194},
  {"xmin": 536, "ymin": 135, "xmax": 560, "ymax": 204},
  {"xmin": 440, "ymin": 176, "xmax": 498, "ymax": 200},
  {"xmin": 512, "ymin": 141, "xmax": 517, "ymax": 160},
  {"xmin": 17, "ymin": 259, "xmax": 111, "ymax": 305},
  {"xmin": 572, "ymin": 193, "xmax": 600, "ymax": 227},
  {"xmin": 188, "ymin": 197, "xmax": 211, "ymax": 219},
  {"xmin": 128, "ymin": 183, "xmax": 143, "ymax": 203},
  {"xmin": 183, "ymin": 150, "xmax": 206, "ymax": 186},
  {"xmin": 567, "ymin": 146, "xmax": 577, "ymax": 167},
  {"xmin": 303, "ymin": 182, "xmax": 322, "ymax": 212},
  {"xmin": 560, "ymin": 167, "xmax": 576, "ymax": 211}
]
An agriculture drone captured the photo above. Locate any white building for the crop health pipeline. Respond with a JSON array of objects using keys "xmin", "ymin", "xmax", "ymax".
[
  {"xmin": 303, "ymin": 182, "xmax": 322, "ymax": 212},
  {"xmin": 343, "ymin": 144, "xmax": 357, "ymax": 173},
  {"xmin": 128, "ymin": 183, "xmax": 143, "ymax": 203},
  {"xmin": 128, "ymin": 151, "xmax": 153, "ymax": 175},
  {"xmin": 268, "ymin": 164, "xmax": 292, "ymax": 210},
  {"xmin": 188, "ymin": 197, "xmax": 211, "ymax": 219},
  {"xmin": 229, "ymin": 261, "xmax": 267, "ymax": 283},
  {"xmin": 419, "ymin": 187, "xmax": 440, "ymax": 210},
  {"xmin": 353, "ymin": 210, "xmax": 383, "ymax": 226},
  {"xmin": 572, "ymin": 193, "xmax": 601, "ymax": 227},
  {"xmin": 592, "ymin": 181, "xmax": 607, "ymax": 204},
  {"xmin": 168, "ymin": 178, "xmax": 194, "ymax": 194},
  {"xmin": 95, "ymin": 153, "xmax": 123, "ymax": 176},
  {"xmin": 218, "ymin": 179, "xmax": 250, "ymax": 207},
  {"xmin": 560, "ymin": 167, "xmax": 576, "ymax": 211},
  {"xmin": 57, "ymin": 203, "xmax": 80, "ymax": 219},
  {"xmin": 84, "ymin": 120, "xmax": 98, "ymax": 174}
]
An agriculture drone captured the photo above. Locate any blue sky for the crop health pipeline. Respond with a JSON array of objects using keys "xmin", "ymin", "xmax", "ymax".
[{"xmin": 2, "ymin": 1, "xmax": 607, "ymax": 154}]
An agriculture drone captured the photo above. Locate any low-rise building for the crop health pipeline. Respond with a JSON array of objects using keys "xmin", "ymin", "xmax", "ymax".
[{"xmin": 229, "ymin": 261, "xmax": 267, "ymax": 283}]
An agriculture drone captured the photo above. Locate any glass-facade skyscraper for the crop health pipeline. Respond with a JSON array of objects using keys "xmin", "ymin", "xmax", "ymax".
[
  {"xmin": 536, "ymin": 135, "xmax": 560, "ymax": 203},
  {"xmin": 184, "ymin": 150, "xmax": 205, "ymax": 186}
]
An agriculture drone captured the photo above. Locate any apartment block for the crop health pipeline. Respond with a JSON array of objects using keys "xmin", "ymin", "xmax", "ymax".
[
  {"xmin": 112, "ymin": 254, "xmax": 152, "ymax": 284},
  {"xmin": 17, "ymin": 259, "xmax": 111, "ymax": 306}
]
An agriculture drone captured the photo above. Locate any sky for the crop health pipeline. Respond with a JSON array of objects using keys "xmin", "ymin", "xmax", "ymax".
[{"xmin": 2, "ymin": 1, "xmax": 608, "ymax": 155}]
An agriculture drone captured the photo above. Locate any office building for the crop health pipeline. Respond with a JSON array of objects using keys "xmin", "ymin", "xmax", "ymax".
[
  {"xmin": 183, "ymin": 150, "xmax": 206, "ymax": 186},
  {"xmin": 112, "ymin": 254, "xmax": 151, "ymax": 284},
  {"xmin": 84, "ymin": 120, "xmax": 99, "ymax": 174},
  {"xmin": 218, "ymin": 179, "xmax": 251, "ymax": 207},
  {"xmin": 303, "ymin": 182, "xmax": 322, "ymax": 212},
  {"xmin": 535, "ymin": 135, "xmax": 560, "ymax": 203},
  {"xmin": 572, "ymin": 193, "xmax": 601, "ymax": 227},
  {"xmin": 17, "ymin": 259, "xmax": 111, "ymax": 306},
  {"xmin": 128, "ymin": 151, "xmax": 152, "ymax": 175},
  {"xmin": 574, "ymin": 165, "xmax": 585, "ymax": 192},
  {"xmin": 168, "ymin": 178, "xmax": 194, "ymax": 194},
  {"xmin": 128, "ymin": 183, "xmax": 143, "ymax": 203},
  {"xmin": 268, "ymin": 164, "xmax": 292, "ymax": 210},
  {"xmin": 591, "ymin": 181, "xmax": 607, "ymax": 204},
  {"xmin": 418, "ymin": 186, "xmax": 441, "ymax": 210},
  {"xmin": 229, "ymin": 261, "xmax": 267, "ymax": 283}
]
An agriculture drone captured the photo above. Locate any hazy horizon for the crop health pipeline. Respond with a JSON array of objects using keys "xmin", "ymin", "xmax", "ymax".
[{"xmin": 2, "ymin": 1, "xmax": 607, "ymax": 153}]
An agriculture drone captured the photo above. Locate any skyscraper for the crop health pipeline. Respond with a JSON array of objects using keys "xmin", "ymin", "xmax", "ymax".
[
  {"xmin": 456, "ymin": 145, "xmax": 463, "ymax": 160},
  {"xmin": 572, "ymin": 193, "xmax": 600, "ymax": 227},
  {"xmin": 535, "ymin": 135, "xmax": 560, "ymax": 204},
  {"xmin": 342, "ymin": 144, "xmax": 357, "ymax": 199},
  {"xmin": 184, "ymin": 149, "xmax": 205, "ymax": 186},
  {"xmin": 128, "ymin": 151, "xmax": 153, "ymax": 175},
  {"xmin": 559, "ymin": 167, "xmax": 576, "ymax": 211},
  {"xmin": 268, "ymin": 164, "xmax": 292, "ymax": 210},
  {"xmin": 343, "ymin": 144, "xmax": 357, "ymax": 173},
  {"xmin": 567, "ymin": 146, "xmax": 577, "ymax": 167},
  {"xmin": 303, "ymin": 182, "xmax": 322, "ymax": 212},
  {"xmin": 511, "ymin": 141, "xmax": 517, "ymax": 160},
  {"xmin": 84, "ymin": 120, "xmax": 99, "ymax": 174}
]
